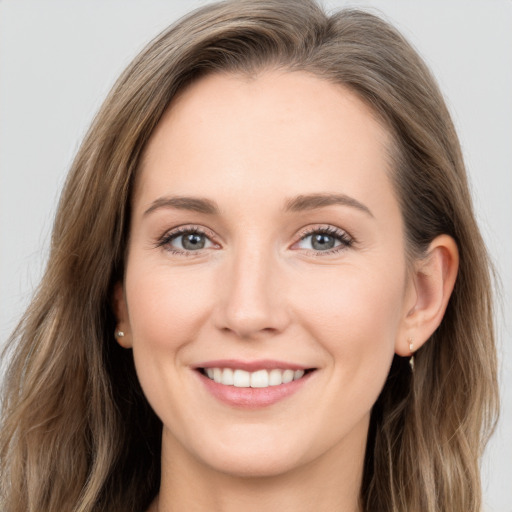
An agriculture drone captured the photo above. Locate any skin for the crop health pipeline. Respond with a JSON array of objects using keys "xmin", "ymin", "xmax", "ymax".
[{"xmin": 114, "ymin": 70, "xmax": 459, "ymax": 512}]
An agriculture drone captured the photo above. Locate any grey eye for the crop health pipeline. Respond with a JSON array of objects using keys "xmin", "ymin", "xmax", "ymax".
[
  {"xmin": 311, "ymin": 233, "xmax": 337, "ymax": 250},
  {"xmin": 169, "ymin": 232, "xmax": 213, "ymax": 251},
  {"xmin": 297, "ymin": 232, "xmax": 342, "ymax": 251},
  {"xmin": 182, "ymin": 233, "xmax": 206, "ymax": 250}
]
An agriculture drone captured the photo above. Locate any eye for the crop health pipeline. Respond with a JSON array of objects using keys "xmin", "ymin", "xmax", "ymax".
[
  {"xmin": 173, "ymin": 232, "xmax": 211, "ymax": 251},
  {"xmin": 294, "ymin": 226, "xmax": 353, "ymax": 253},
  {"xmin": 157, "ymin": 227, "xmax": 217, "ymax": 254}
]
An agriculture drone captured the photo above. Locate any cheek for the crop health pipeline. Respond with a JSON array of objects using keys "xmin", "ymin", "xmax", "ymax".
[
  {"xmin": 297, "ymin": 261, "xmax": 403, "ymax": 332},
  {"xmin": 125, "ymin": 262, "xmax": 214, "ymax": 350},
  {"xmin": 123, "ymin": 261, "xmax": 218, "ymax": 424},
  {"xmin": 291, "ymin": 262, "xmax": 404, "ymax": 379}
]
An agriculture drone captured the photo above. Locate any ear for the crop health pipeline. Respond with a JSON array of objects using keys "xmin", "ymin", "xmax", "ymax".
[
  {"xmin": 113, "ymin": 281, "xmax": 133, "ymax": 349},
  {"xmin": 395, "ymin": 234, "xmax": 459, "ymax": 356}
]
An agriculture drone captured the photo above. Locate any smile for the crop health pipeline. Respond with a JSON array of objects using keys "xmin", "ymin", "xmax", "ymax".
[
  {"xmin": 201, "ymin": 367, "xmax": 307, "ymax": 388},
  {"xmin": 195, "ymin": 360, "xmax": 316, "ymax": 407}
]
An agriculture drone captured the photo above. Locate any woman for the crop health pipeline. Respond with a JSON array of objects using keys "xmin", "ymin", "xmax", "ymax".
[{"xmin": 0, "ymin": 1, "xmax": 499, "ymax": 511}]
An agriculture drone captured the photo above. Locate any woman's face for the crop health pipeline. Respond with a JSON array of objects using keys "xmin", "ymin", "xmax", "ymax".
[{"xmin": 118, "ymin": 70, "xmax": 416, "ymax": 477}]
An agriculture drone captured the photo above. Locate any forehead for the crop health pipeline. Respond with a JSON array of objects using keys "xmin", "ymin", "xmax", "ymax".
[{"xmin": 135, "ymin": 70, "xmax": 396, "ymax": 218}]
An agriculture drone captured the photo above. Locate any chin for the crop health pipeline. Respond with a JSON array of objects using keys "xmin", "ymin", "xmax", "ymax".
[
  {"xmin": 182, "ymin": 429, "xmax": 311, "ymax": 479},
  {"xmin": 205, "ymin": 451, "xmax": 304, "ymax": 479}
]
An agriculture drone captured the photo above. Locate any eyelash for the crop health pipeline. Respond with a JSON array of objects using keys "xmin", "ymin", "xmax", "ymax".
[
  {"xmin": 295, "ymin": 225, "xmax": 354, "ymax": 255},
  {"xmin": 156, "ymin": 225, "xmax": 216, "ymax": 256},
  {"xmin": 155, "ymin": 224, "xmax": 354, "ymax": 256}
]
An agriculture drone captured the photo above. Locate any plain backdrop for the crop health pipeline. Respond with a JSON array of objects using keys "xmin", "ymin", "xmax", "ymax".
[{"xmin": 1, "ymin": 1, "xmax": 511, "ymax": 510}]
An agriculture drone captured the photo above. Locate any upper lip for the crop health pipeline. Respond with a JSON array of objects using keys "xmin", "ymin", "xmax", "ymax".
[{"xmin": 193, "ymin": 359, "xmax": 312, "ymax": 372}]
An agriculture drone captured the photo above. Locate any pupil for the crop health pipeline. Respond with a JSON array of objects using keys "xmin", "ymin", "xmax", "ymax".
[
  {"xmin": 182, "ymin": 233, "xmax": 205, "ymax": 250},
  {"xmin": 312, "ymin": 233, "xmax": 335, "ymax": 250}
]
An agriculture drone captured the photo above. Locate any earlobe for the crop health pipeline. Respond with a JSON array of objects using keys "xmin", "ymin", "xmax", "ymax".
[
  {"xmin": 396, "ymin": 234, "xmax": 459, "ymax": 356},
  {"xmin": 113, "ymin": 281, "xmax": 133, "ymax": 349}
]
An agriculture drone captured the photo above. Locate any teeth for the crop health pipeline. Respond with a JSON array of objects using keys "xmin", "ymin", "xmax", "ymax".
[
  {"xmin": 268, "ymin": 368, "xmax": 283, "ymax": 386},
  {"xmin": 250, "ymin": 369, "xmax": 268, "ymax": 388},
  {"xmin": 282, "ymin": 369, "xmax": 294, "ymax": 383},
  {"xmin": 222, "ymin": 368, "xmax": 234, "ymax": 385},
  {"xmin": 203, "ymin": 367, "xmax": 307, "ymax": 388},
  {"xmin": 233, "ymin": 369, "xmax": 250, "ymax": 387}
]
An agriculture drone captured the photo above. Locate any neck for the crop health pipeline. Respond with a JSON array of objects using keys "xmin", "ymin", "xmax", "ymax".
[{"xmin": 152, "ymin": 424, "xmax": 367, "ymax": 512}]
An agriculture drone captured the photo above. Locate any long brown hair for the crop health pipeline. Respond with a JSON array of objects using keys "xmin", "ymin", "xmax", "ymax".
[{"xmin": 0, "ymin": 1, "xmax": 498, "ymax": 511}]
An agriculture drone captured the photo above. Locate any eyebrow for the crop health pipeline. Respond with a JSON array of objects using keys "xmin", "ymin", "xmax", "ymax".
[
  {"xmin": 143, "ymin": 192, "xmax": 373, "ymax": 217},
  {"xmin": 144, "ymin": 196, "xmax": 220, "ymax": 216},
  {"xmin": 284, "ymin": 193, "xmax": 373, "ymax": 217}
]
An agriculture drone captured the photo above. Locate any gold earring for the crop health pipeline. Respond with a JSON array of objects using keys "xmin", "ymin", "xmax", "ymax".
[{"xmin": 409, "ymin": 339, "xmax": 415, "ymax": 371}]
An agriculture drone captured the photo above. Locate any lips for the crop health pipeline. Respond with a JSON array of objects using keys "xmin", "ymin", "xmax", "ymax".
[{"xmin": 194, "ymin": 360, "xmax": 316, "ymax": 408}]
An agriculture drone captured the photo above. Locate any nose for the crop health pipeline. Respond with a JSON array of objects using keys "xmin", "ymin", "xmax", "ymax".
[{"xmin": 214, "ymin": 244, "xmax": 290, "ymax": 339}]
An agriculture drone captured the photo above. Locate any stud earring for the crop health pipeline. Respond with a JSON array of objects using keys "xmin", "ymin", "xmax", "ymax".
[
  {"xmin": 116, "ymin": 330, "xmax": 125, "ymax": 338},
  {"xmin": 408, "ymin": 338, "xmax": 415, "ymax": 371}
]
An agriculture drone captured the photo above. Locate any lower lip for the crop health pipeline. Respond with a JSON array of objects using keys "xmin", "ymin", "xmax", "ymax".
[{"xmin": 197, "ymin": 371, "xmax": 314, "ymax": 408}]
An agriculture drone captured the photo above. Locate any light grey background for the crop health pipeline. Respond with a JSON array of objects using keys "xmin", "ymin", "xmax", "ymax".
[{"xmin": 1, "ymin": 1, "xmax": 510, "ymax": 509}]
